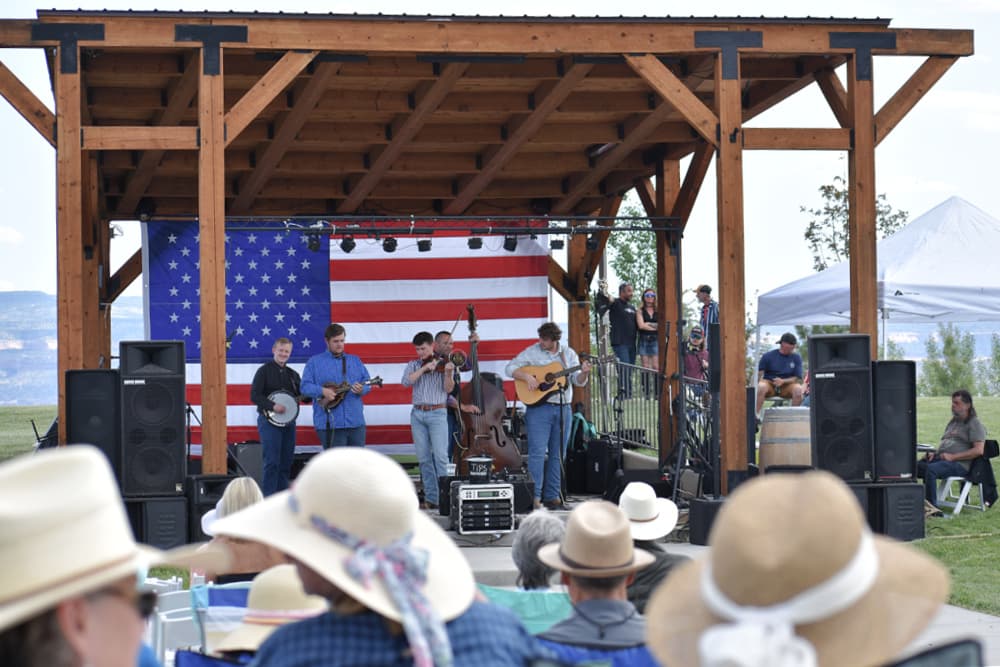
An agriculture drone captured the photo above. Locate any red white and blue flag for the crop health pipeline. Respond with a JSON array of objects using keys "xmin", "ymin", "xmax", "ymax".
[{"xmin": 144, "ymin": 221, "xmax": 549, "ymax": 454}]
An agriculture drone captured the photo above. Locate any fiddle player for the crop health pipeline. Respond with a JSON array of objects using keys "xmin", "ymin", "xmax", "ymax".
[
  {"xmin": 402, "ymin": 331, "xmax": 454, "ymax": 510},
  {"xmin": 434, "ymin": 329, "xmax": 481, "ymax": 459},
  {"xmin": 301, "ymin": 323, "xmax": 372, "ymax": 449},
  {"xmin": 250, "ymin": 337, "xmax": 301, "ymax": 495},
  {"xmin": 506, "ymin": 322, "xmax": 590, "ymax": 510}
]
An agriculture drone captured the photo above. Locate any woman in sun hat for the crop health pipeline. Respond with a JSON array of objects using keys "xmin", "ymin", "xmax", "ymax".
[
  {"xmin": 645, "ymin": 471, "xmax": 950, "ymax": 667},
  {"xmin": 618, "ymin": 481, "xmax": 687, "ymax": 613},
  {"xmin": 0, "ymin": 446, "xmax": 222, "ymax": 667}
]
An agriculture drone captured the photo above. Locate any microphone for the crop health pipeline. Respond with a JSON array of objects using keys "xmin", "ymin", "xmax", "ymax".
[{"xmin": 225, "ymin": 330, "xmax": 235, "ymax": 350}]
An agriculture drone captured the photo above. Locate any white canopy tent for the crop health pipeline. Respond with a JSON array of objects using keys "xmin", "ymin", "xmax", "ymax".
[{"xmin": 757, "ymin": 197, "xmax": 1000, "ymax": 327}]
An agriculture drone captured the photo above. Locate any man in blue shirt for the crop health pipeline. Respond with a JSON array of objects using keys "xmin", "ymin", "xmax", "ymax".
[
  {"xmin": 301, "ymin": 323, "xmax": 372, "ymax": 448},
  {"xmin": 755, "ymin": 331, "xmax": 805, "ymax": 416}
]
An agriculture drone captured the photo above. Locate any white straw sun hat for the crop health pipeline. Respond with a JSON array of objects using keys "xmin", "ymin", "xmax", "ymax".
[{"xmin": 618, "ymin": 481, "xmax": 679, "ymax": 542}]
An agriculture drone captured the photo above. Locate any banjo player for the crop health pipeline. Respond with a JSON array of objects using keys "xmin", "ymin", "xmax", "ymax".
[{"xmin": 250, "ymin": 337, "xmax": 303, "ymax": 495}]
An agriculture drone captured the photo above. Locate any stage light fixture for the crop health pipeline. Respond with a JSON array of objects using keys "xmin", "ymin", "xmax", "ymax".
[
  {"xmin": 503, "ymin": 235, "xmax": 518, "ymax": 252},
  {"xmin": 549, "ymin": 238, "xmax": 565, "ymax": 250},
  {"xmin": 339, "ymin": 236, "xmax": 356, "ymax": 253},
  {"xmin": 467, "ymin": 237, "xmax": 483, "ymax": 250},
  {"xmin": 417, "ymin": 239, "xmax": 432, "ymax": 252},
  {"xmin": 382, "ymin": 237, "xmax": 398, "ymax": 253},
  {"xmin": 306, "ymin": 232, "xmax": 322, "ymax": 252},
  {"xmin": 586, "ymin": 234, "xmax": 599, "ymax": 251}
]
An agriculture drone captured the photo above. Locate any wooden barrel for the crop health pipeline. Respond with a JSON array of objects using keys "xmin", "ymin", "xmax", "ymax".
[{"xmin": 759, "ymin": 407, "xmax": 812, "ymax": 472}]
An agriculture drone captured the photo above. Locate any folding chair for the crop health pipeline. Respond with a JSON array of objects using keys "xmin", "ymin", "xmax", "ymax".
[
  {"xmin": 936, "ymin": 439, "xmax": 998, "ymax": 516},
  {"xmin": 190, "ymin": 581, "xmax": 251, "ymax": 655},
  {"xmin": 152, "ymin": 608, "xmax": 200, "ymax": 665}
]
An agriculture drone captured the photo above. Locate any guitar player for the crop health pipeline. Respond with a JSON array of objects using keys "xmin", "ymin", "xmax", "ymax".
[
  {"xmin": 505, "ymin": 322, "xmax": 590, "ymax": 510},
  {"xmin": 301, "ymin": 323, "xmax": 372, "ymax": 449}
]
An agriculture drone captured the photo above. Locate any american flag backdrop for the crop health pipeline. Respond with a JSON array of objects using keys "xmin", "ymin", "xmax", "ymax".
[{"xmin": 143, "ymin": 220, "xmax": 550, "ymax": 455}]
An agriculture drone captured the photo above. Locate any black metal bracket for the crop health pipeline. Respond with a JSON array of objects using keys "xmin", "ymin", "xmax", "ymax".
[
  {"xmin": 829, "ymin": 32, "xmax": 897, "ymax": 81},
  {"xmin": 693, "ymin": 31, "xmax": 763, "ymax": 80},
  {"xmin": 175, "ymin": 24, "xmax": 249, "ymax": 76},
  {"xmin": 31, "ymin": 23, "xmax": 105, "ymax": 74}
]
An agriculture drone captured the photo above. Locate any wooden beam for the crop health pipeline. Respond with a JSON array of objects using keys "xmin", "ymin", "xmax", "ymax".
[
  {"xmin": 198, "ymin": 50, "xmax": 229, "ymax": 475},
  {"xmin": 81, "ymin": 154, "xmax": 105, "ymax": 369},
  {"xmin": 572, "ymin": 196, "xmax": 622, "ymax": 293},
  {"xmin": 115, "ymin": 57, "xmax": 199, "ymax": 217},
  {"xmin": 742, "ymin": 128, "xmax": 852, "ymax": 150},
  {"xmin": 625, "ymin": 54, "xmax": 719, "ymax": 146},
  {"xmin": 634, "ymin": 177, "xmax": 656, "ymax": 216},
  {"xmin": 338, "ymin": 62, "xmax": 467, "ymax": 213},
  {"xmin": 445, "ymin": 62, "xmax": 592, "ymax": 215},
  {"xmin": 670, "ymin": 141, "xmax": 714, "ymax": 225},
  {"xmin": 548, "ymin": 256, "xmax": 574, "ymax": 303},
  {"xmin": 230, "ymin": 61, "xmax": 342, "ymax": 214},
  {"xmin": 655, "ymin": 159, "xmax": 681, "ymax": 464},
  {"xmin": 814, "ymin": 67, "xmax": 851, "ymax": 128},
  {"xmin": 846, "ymin": 57, "xmax": 879, "ymax": 357},
  {"xmin": 225, "ymin": 50, "xmax": 318, "ymax": 147},
  {"xmin": 0, "ymin": 59, "xmax": 55, "ymax": 147},
  {"xmin": 875, "ymin": 55, "xmax": 958, "ymax": 146},
  {"xmin": 105, "ymin": 248, "xmax": 142, "ymax": 303},
  {"xmin": 714, "ymin": 57, "xmax": 748, "ymax": 492},
  {"xmin": 81, "ymin": 126, "xmax": 198, "ymax": 150}
]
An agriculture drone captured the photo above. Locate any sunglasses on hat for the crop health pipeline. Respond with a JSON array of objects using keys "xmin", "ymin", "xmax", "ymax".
[{"xmin": 643, "ymin": 291, "xmax": 655, "ymax": 298}]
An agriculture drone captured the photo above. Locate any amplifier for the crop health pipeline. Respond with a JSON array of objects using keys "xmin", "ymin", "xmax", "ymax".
[{"xmin": 449, "ymin": 482, "xmax": 515, "ymax": 535}]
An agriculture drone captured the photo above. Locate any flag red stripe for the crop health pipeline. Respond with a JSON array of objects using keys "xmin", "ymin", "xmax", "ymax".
[
  {"xmin": 190, "ymin": 425, "xmax": 427, "ymax": 447},
  {"xmin": 341, "ymin": 340, "xmax": 533, "ymax": 363},
  {"xmin": 331, "ymin": 297, "xmax": 547, "ymax": 323},
  {"xmin": 329, "ymin": 255, "xmax": 548, "ymax": 281}
]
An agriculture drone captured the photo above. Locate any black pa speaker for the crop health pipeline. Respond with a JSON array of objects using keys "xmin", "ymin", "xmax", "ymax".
[
  {"xmin": 66, "ymin": 369, "xmax": 122, "ymax": 482},
  {"xmin": 120, "ymin": 341, "xmax": 186, "ymax": 496},
  {"xmin": 808, "ymin": 335, "xmax": 874, "ymax": 483},
  {"xmin": 586, "ymin": 438, "xmax": 622, "ymax": 494},
  {"xmin": 689, "ymin": 496, "xmax": 725, "ymax": 546},
  {"xmin": 851, "ymin": 482, "xmax": 924, "ymax": 541},
  {"xmin": 228, "ymin": 441, "xmax": 263, "ymax": 485},
  {"xmin": 125, "ymin": 496, "xmax": 188, "ymax": 549},
  {"xmin": 872, "ymin": 360, "xmax": 917, "ymax": 482},
  {"xmin": 564, "ymin": 447, "xmax": 589, "ymax": 494},
  {"xmin": 184, "ymin": 474, "xmax": 235, "ymax": 542},
  {"xmin": 708, "ymin": 322, "xmax": 721, "ymax": 393}
]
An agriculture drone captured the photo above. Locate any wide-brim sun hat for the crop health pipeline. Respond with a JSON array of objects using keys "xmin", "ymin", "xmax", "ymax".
[
  {"xmin": 645, "ymin": 471, "xmax": 949, "ymax": 667},
  {"xmin": 0, "ymin": 446, "xmax": 225, "ymax": 632},
  {"xmin": 538, "ymin": 500, "xmax": 654, "ymax": 578},
  {"xmin": 213, "ymin": 564, "xmax": 328, "ymax": 654},
  {"xmin": 211, "ymin": 447, "xmax": 476, "ymax": 623},
  {"xmin": 201, "ymin": 500, "xmax": 222, "ymax": 537},
  {"xmin": 618, "ymin": 482, "xmax": 679, "ymax": 542}
]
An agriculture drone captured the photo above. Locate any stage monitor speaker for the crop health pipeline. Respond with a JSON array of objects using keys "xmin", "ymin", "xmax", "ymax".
[
  {"xmin": 586, "ymin": 438, "xmax": 622, "ymax": 495},
  {"xmin": 66, "ymin": 369, "xmax": 122, "ymax": 482},
  {"xmin": 120, "ymin": 341, "xmax": 186, "ymax": 496},
  {"xmin": 228, "ymin": 441, "xmax": 263, "ymax": 485},
  {"xmin": 872, "ymin": 360, "xmax": 918, "ymax": 482},
  {"xmin": 125, "ymin": 496, "xmax": 188, "ymax": 549},
  {"xmin": 851, "ymin": 482, "xmax": 924, "ymax": 542},
  {"xmin": 689, "ymin": 497, "xmax": 725, "ymax": 546},
  {"xmin": 809, "ymin": 334, "xmax": 874, "ymax": 483},
  {"xmin": 708, "ymin": 322, "xmax": 721, "ymax": 393},
  {"xmin": 564, "ymin": 447, "xmax": 589, "ymax": 495},
  {"xmin": 184, "ymin": 474, "xmax": 235, "ymax": 542}
]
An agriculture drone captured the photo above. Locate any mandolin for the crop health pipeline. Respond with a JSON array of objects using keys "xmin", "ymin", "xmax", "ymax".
[
  {"xmin": 316, "ymin": 376, "xmax": 383, "ymax": 410},
  {"xmin": 514, "ymin": 355, "xmax": 612, "ymax": 406}
]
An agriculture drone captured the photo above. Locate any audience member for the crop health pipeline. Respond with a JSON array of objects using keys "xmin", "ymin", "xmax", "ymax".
[
  {"xmin": 617, "ymin": 482, "xmax": 687, "ymax": 614},
  {"xmin": 636, "ymin": 287, "xmax": 660, "ymax": 398},
  {"xmin": 201, "ymin": 477, "xmax": 284, "ymax": 583},
  {"xmin": 0, "ymin": 446, "xmax": 220, "ymax": 667},
  {"xmin": 755, "ymin": 331, "xmax": 805, "ymax": 416},
  {"xmin": 536, "ymin": 500, "xmax": 660, "ymax": 666},
  {"xmin": 211, "ymin": 447, "xmax": 554, "ymax": 666},
  {"xmin": 683, "ymin": 326, "xmax": 709, "ymax": 385},
  {"xmin": 917, "ymin": 389, "xmax": 988, "ymax": 511},
  {"xmin": 596, "ymin": 282, "xmax": 638, "ymax": 398},
  {"xmin": 212, "ymin": 564, "xmax": 327, "ymax": 662},
  {"xmin": 695, "ymin": 284, "xmax": 718, "ymax": 350},
  {"xmin": 645, "ymin": 471, "xmax": 950, "ymax": 667}
]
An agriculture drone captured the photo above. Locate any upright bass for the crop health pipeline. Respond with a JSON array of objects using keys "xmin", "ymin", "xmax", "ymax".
[{"xmin": 456, "ymin": 304, "xmax": 522, "ymax": 474}]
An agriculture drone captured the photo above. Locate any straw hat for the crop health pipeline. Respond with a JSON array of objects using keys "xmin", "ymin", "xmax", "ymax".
[
  {"xmin": 646, "ymin": 471, "xmax": 949, "ymax": 667},
  {"xmin": 211, "ymin": 447, "xmax": 475, "ymax": 623},
  {"xmin": 538, "ymin": 500, "xmax": 654, "ymax": 578},
  {"xmin": 214, "ymin": 564, "xmax": 328, "ymax": 654},
  {"xmin": 0, "ymin": 446, "xmax": 223, "ymax": 632},
  {"xmin": 618, "ymin": 482, "xmax": 679, "ymax": 542}
]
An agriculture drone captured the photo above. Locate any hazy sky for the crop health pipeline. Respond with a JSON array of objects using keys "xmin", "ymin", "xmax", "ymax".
[{"xmin": 1, "ymin": 0, "xmax": 997, "ymax": 318}]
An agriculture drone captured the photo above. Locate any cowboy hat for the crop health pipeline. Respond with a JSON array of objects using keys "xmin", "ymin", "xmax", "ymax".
[
  {"xmin": 645, "ymin": 471, "xmax": 949, "ymax": 667},
  {"xmin": 210, "ymin": 447, "xmax": 475, "ymax": 623},
  {"xmin": 0, "ymin": 446, "xmax": 225, "ymax": 632},
  {"xmin": 213, "ymin": 564, "xmax": 328, "ymax": 654},
  {"xmin": 538, "ymin": 500, "xmax": 654, "ymax": 578},
  {"xmin": 618, "ymin": 482, "xmax": 679, "ymax": 542}
]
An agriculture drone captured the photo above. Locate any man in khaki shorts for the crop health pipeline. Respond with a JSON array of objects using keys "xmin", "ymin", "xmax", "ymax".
[{"xmin": 755, "ymin": 331, "xmax": 804, "ymax": 417}]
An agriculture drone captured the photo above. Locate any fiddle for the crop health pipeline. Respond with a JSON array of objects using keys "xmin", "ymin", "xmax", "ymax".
[{"xmin": 425, "ymin": 350, "xmax": 468, "ymax": 372}]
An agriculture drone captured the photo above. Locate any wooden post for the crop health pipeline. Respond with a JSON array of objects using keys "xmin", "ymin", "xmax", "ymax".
[
  {"xmin": 566, "ymin": 228, "xmax": 592, "ymax": 409},
  {"xmin": 655, "ymin": 160, "xmax": 680, "ymax": 464},
  {"xmin": 198, "ymin": 47, "xmax": 229, "ymax": 474}
]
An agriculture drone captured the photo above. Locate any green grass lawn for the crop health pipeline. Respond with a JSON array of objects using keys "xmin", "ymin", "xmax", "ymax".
[{"xmin": 0, "ymin": 405, "xmax": 56, "ymax": 461}]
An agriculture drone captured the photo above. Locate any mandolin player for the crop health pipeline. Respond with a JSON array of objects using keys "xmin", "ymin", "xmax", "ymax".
[
  {"xmin": 250, "ymin": 337, "xmax": 302, "ymax": 495},
  {"xmin": 505, "ymin": 322, "xmax": 590, "ymax": 510},
  {"xmin": 301, "ymin": 323, "xmax": 372, "ymax": 450}
]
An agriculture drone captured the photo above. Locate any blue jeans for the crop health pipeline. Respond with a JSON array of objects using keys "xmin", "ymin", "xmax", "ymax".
[
  {"xmin": 919, "ymin": 458, "xmax": 968, "ymax": 505},
  {"xmin": 525, "ymin": 402, "xmax": 571, "ymax": 502},
  {"xmin": 316, "ymin": 425, "xmax": 366, "ymax": 449},
  {"xmin": 257, "ymin": 415, "xmax": 296, "ymax": 496},
  {"xmin": 411, "ymin": 407, "xmax": 449, "ymax": 506},
  {"xmin": 612, "ymin": 343, "xmax": 637, "ymax": 397}
]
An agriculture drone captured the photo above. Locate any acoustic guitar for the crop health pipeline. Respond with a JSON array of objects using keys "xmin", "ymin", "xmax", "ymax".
[
  {"xmin": 316, "ymin": 376, "xmax": 383, "ymax": 410},
  {"xmin": 514, "ymin": 355, "xmax": 610, "ymax": 406}
]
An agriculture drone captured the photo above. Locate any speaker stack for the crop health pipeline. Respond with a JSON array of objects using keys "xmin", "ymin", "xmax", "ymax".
[
  {"xmin": 65, "ymin": 341, "xmax": 189, "ymax": 547},
  {"xmin": 809, "ymin": 335, "xmax": 922, "ymax": 540}
]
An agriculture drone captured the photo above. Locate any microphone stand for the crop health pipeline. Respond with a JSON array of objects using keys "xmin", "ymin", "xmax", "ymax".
[{"xmin": 187, "ymin": 403, "xmax": 249, "ymax": 477}]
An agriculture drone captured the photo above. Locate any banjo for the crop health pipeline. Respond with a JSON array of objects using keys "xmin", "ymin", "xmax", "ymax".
[{"xmin": 265, "ymin": 390, "xmax": 300, "ymax": 427}]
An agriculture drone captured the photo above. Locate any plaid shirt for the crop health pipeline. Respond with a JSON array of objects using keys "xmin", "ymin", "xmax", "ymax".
[{"xmin": 249, "ymin": 601, "xmax": 554, "ymax": 667}]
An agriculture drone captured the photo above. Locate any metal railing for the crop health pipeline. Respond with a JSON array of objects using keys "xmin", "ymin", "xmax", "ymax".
[{"xmin": 588, "ymin": 358, "xmax": 662, "ymax": 454}]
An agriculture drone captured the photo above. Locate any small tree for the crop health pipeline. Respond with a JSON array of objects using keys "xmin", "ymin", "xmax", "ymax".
[
  {"xmin": 605, "ymin": 202, "xmax": 656, "ymax": 294},
  {"xmin": 883, "ymin": 338, "xmax": 906, "ymax": 361},
  {"xmin": 919, "ymin": 323, "xmax": 977, "ymax": 396},
  {"xmin": 977, "ymin": 333, "xmax": 1000, "ymax": 396}
]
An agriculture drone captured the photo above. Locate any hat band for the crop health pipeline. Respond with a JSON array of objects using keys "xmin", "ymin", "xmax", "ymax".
[
  {"xmin": 0, "ymin": 550, "xmax": 139, "ymax": 609},
  {"xmin": 558, "ymin": 546, "xmax": 635, "ymax": 572},
  {"xmin": 628, "ymin": 511, "xmax": 660, "ymax": 524},
  {"xmin": 697, "ymin": 531, "xmax": 878, "ymax": 667}
]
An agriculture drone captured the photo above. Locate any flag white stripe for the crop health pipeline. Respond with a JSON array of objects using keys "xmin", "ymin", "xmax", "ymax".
[
  {"xmin": 185, "ymin": 360, "xmax": 513, "ymax": 385},
  {"xmin": 330, "ymin": 277, "xmax": 547, "ymax": 299},
  {"xmin": 332, "ymin": 236, "xmax": 549, "ymax": 259},
  {"xmin": 336, "ymin": 319, "xmax": 540, "ymax": 343}
]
